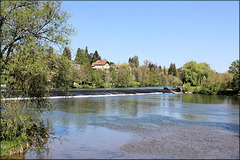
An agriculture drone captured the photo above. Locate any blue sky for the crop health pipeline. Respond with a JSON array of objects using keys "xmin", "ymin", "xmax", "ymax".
[{"xmin": 62, "ymin": 1, "xmax": 239, "ymax": 73}]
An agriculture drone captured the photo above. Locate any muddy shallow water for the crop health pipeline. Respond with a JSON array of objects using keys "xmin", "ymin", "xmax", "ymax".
[{"xmin": 21, "ymin": 93, "xmax": 239, "ymax": 159}]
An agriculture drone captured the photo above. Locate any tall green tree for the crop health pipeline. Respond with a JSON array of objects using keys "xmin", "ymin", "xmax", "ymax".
[
  {"xmin": 138, "ymin": 66, "xmax": 150, "ymax": 87},
  {"xmin": 1, "ymin": 1, "xmax": 74, "ymax": 66},
  {"xmin": 163, "ymin": 66, "xmax": 166, "ymax": 75},
  {"xmin": 158, "ymin": 65, "xmax": 162, "ymax": 72},
  {"xmin": 92, "ymin": 50, "xmax": 101, "ymax": 63},
  {"xmin": 116, "ymin": 64, "xmax": 133, "ymax": 87},
  {"xmin": 182, "ymin": 61, "xmax": 212, "ymax": 86},
  {"xmin": 168, "ymin": 63, "xmax": 176, "ymax": 76},
  {"xmin": 85, "ymin": 46, "xmax": 88, "ymax": 54},
  {"xmin": 52, "ymin": 55, "xmax": 74, "ymax": 93},
  {"xmin": 2, "ymin": 43, "xmax": 49, "ymax": 98},
  {"xmin": 62, "ymin": 47, "xmax": 71, "ymax": 60},
  {"xmin": 128, "ymin": 55, "xmax": 139, "ymax": 68},
  {"xmin": 75, "ymin": 48, "xmax": 91, "ymax": 66},
  {"xmin": 228, "ymin": 60, "xmax": 240, "ymax": 91}
]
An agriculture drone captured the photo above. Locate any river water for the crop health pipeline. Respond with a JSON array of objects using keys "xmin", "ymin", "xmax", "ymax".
[{"xmin": 22, "ymin": 93, "xmax": 239, "ymax": 159}]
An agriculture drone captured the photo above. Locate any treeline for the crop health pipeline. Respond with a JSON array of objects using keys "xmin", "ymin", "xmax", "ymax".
[
  {"xmin": 2, "ymin": 43, "xmax": 239, "ymax": 96},
  {"xmin": 22, "ymin": 46, "xmax": 237, "ymax": 96}
]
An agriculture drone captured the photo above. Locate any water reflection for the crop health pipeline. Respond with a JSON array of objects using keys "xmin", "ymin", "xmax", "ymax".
[
  {"xmin": 181, "ymin": 94, "xmax": 239, "ymax": 105},
  {"xmin": 48, "ymin": 94, "xmax": 239, "ymax": 125},
  {"xmin": 23, "ymin": 93, "xmax": 239, "ymax": 159}
]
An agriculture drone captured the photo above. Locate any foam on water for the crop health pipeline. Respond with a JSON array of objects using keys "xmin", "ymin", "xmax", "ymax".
[{"xmin": 2, "ymin": 92, "xmax": 166, "ymax": 101}]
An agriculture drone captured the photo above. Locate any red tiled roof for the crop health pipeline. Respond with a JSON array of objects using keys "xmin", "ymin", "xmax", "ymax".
[{"xmin": 92, "ymin": 60, "xmax": 109, "ymax": 66}]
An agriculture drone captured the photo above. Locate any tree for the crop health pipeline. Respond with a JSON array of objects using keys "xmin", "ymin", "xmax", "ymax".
[
  {"xmin": 128, "ymin": 55, "xmax": 139, "ymax": 68},
  {"xmin": 47, "ymin": 46, "xmax": 54, "ymax": 55},
  {"xmin": 158, "ymin": 65, "xmax": 162, "ymax": 72},
  {"xmin": 116, "ymin": 64, "xmax": 133, "ymax": 87},
  {"xmin": 159, "ymin": 73, "xmax": 169, "ymax": 86},
  {"xmin": 172, "ymin": 78, "xmax": 183, "ymax": 87},
  {"xmin": 85, "ymin": 46, "xmax": 88, "ymax": 54},
  {"xmin": 92, "ymin": 50, "xmax": 101, "ymax": 63},
  {"xmin": 182, "ymin": 61, "xmax": 212, "ymax": 86},
  {"xmin": 149, "ymin": 70, "xmax": 159, "ymax": 86},
  {"xmin": 168, "ymin": 63, "xmax": 176, "ymax": 76},
  {"xmin": 138, "ymin": 66, "xmax": 150, "ymax": 87},
  {"xmin": 228, "ymin": 60, "xmax": 240, "ymax": 91},
  {"xmin": 163, "ymin": 66, "xmax": 166, "ymax": 75},
  {"xmin": 75, "ymin": 48, "xmax": 91, "ymax": 66},
  {"xmin": 52, "ymin": 55, "xmax": 74, "ymax": 93},
  {"xmin": 1, "ymin": 1, "xmax": 74, "ymax": 66},
  {"xmin": 2, "ymin": 43, "xmax": 50, "ymax": 98},
  {"xmin": 62, "ymin": 47, "xmax": 71, "ymax": 60},
  {"xmin": 92, "ymin": 69, "xmax": 105, "ymax": 88}
]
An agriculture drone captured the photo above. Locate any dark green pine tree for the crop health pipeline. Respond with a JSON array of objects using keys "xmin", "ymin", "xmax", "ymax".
[
  {"xmin": 173, "ymin": 63, "xmax": 176, "ymax": 76},
  {"xmin": 158, "ymin": 65, "xmax": 162, "ymax": 72},
  {"xmin": 92, "ymin": 50, "xmax": 101, "ymax": 63},
  {"xmin": 62, "ymin": 47, "xmax": 71, "ymax": 60},
  {"xmin": 168, "ymin": 63, "xmax": 176, "ymax": 76},
  {"xmin": 128, "ymin": 55, "xmax": 139, "ymax": 68},
  {"xmin": 85, "ymin": 46, "xmax": 88, "ymax": 54},
  {"xmin": 163, "ymin": 66, "xmax": 166, "ymax": 75}
]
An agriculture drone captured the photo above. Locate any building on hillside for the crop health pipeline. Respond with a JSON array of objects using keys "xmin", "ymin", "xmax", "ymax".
[
  {"xmin": 92, "ymin": 60, "xmax": 110, "ymax": 70},
  {"xmin": 72, "ymin": 63, "xmax": 81, "ymax": 70}
]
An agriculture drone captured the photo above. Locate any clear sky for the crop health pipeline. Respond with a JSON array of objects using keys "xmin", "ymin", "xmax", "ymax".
[{"xmin": 62, "ymin": 1, "xmax": 239, "ymax": 73}]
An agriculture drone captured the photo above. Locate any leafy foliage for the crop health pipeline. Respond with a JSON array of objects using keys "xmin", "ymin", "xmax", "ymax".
[
  {"xmin": 75, "ymin": 48, "xmax": 91, "ymax": 66},
  {"xmin": 1, "ymin": 43, "xmax": 49, "ymax": 98},
  {"xmin": 1, "ymin": 1, "xmax": 74, "ymax": 65},
  {"xmin": 168, "ymin": 63, "xmax": 176, "ymax": 76},
  {"xmin": 91, "ymin": 50, "xmax": 101, "ymax": 64},
  {"xmin": 128, "ymin": 55, "xmax": 139, "ymax": 68},
  {"xmin": 52, "ymin": 55, "xmax": 74, "ymax": 93},
  {"xmin": 182, "ymin": 61, "xmax": 212, "ymax": 86},
  {"xmin": 62, "ymin": 47, "xmax": 71, "ymax": 60},
  {"xmin": 228, "ymin": 60, "xmax": 239, "ymax": 91}
]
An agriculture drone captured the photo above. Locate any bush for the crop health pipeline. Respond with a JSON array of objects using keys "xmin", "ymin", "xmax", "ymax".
[
  {"xmin": 171, "ymin": 78, "xmax": 183, "ymax": 87},
  {"xmin": 1, "ymin": 100, "xmax": 50, "ymax": 156},
  {"xmin": 193, "ymin": 86, "xmax": 202, "ymax": 93},
  {"xmin": 81, "ymin": 84, "xmax": 91, "ymax": 89},
  {"xmin": 183, "ymin": 83, "xmax": 193, "ymax": 92},
  {"xmin": 129, "ymin": 81, "xmax": 140, "ymax": 87}
]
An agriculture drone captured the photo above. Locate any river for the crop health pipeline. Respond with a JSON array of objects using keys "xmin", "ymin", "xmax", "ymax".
[{"xmin": 19, "ymin": 92, "xmax": 239, "ymax": 159}]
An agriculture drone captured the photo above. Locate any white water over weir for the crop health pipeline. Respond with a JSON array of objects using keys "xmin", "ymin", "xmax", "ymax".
[{"xmin": 2, "ymin": 88, "xmax": 175, "ymax": 100}]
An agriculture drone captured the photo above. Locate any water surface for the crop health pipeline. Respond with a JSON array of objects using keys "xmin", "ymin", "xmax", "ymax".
[{"xmin": 24, "ymin": 93, "xmax": 239, "ymax": 159}]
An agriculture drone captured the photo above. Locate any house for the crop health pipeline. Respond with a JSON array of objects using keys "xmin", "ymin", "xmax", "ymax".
[{"xmin": 92, "ymin": 60, "xmax": 110, "ymax": 70}]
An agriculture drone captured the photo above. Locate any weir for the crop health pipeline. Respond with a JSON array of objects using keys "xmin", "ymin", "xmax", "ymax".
[{"xmin": 2, "ymin": 88, "xmax": 173, "ymax": 99}]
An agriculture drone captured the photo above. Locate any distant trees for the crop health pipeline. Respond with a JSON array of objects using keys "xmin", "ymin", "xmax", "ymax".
[
  {"xmin": 163, "ymin": 66, "xmax": 166, "ymax": 75},
  {"xmin": 75, "ymin": 48, "xmax": 90, "ymax": 66},
  {"xmin": 181, "ymin": 61, "xmax": 234, "ymax": 94},
  {"xmin": 52, "ymin": 55, "xmax": 74, "ymax": 93},
  {"xmin": 62, "ymin": 47, "xmax": 71, "ymax": 60},
  {"xmin": 181, "ymin": 61, "xmax": 212, "ymax": 86},
  {"xmin": 168, "ymin": 63, "xmax": 176, "ymax": 76},
  {"xmin": 129, "ymin": 55, "xmax": 139, "ymax": 68},
  {"xmin": 228, "ymin": 60, "xmax": 239, "ymax": 91},
  {"xmin": 92, "ymin": 50, "xmax": 101, "ymax": 63}
]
